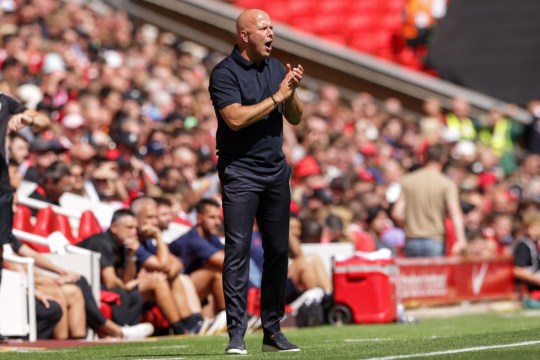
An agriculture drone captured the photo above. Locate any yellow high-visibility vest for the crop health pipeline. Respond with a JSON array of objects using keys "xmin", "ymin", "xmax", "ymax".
[
  {"xmin": 446, "ymin": 113, "xmax": 477, "ymax": 140},
  {"xmin": 478, "ymin": 118, "xmax": 513, "ymax": 155}
]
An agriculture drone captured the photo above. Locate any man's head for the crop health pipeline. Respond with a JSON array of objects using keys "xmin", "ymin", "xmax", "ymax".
[
  {"xmin": 523, "ymin": 212, "xmax": 540, "ymax": 242},
  {"xmin": 130, "ymin": 196, "xmax": 159, "ymax": 229},
  {"xmin": 41, "ymin": 160, "xmax": 72, "ymax": 203},
  {"xmin": 425, "ymin": 143, "xmax": 449, "ymax": 164},
  {"xmin": 110, "ymin": 209, "xmax": 138, "ymax": 245},
  {"xmin": 154, "ymin": 196, "xmax": 174, "ymax": 231},
  {"xmin": 196, "ymin": 198, "xmax": 222, "ymax": 237},
  {"xmin": 236, "ymin": 9, "xmax": 274, "ymax": 63}
]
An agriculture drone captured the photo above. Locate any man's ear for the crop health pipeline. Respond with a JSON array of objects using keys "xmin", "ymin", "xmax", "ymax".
[{"xmin": 240, "ymin": 29, "xmax": 249, "ymax": 43}]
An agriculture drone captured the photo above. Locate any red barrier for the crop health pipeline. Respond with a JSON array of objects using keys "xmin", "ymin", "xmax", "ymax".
[{"xmin": 396, "ymin": 256, "xmax": 516, "ymax": 307}]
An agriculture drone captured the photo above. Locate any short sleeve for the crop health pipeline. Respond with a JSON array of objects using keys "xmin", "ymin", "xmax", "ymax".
[
  {"xmin": 209, "ymin": 66, "xmax": 241, "ymax": 110},
  {"xmin": 187, "ymin": 236, "xmax": 221, "ymax": 263},
  {"xmin": 135, "ymin": 243, "xmax": 155, "ymax": 267},
  {"xmin": 6, "ymin": 94, "xmax": 25, "ymax": 114},
  {"xmin": 514, "ymin": 242, "xmax": 533, "ymax": 268}
]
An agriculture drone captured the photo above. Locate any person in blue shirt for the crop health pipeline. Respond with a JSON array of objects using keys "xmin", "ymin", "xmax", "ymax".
[
  {"xmin": 130, "ymin": 196, "xmax": 206, "ymax": 334},
  {"xmin": 208, "ymin": 8, "xmax": 303, "ymax": 354},
  {"xmin": 168, "ymin": 198, "xmax": 226, "ymax": 316}
]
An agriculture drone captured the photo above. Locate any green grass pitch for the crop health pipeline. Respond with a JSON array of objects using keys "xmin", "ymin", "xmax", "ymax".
[{"xmin": 3, "ymin": 312, "xmax": 540, "ymax": 359}]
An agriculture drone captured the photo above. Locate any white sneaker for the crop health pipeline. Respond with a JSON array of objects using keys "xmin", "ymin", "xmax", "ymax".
[
  {"xmin": 197, "ymin": 317, "xmax": 212, "ymax": 336},
  {"xmin": 121, "ymin": 323, "xmax": 154, "ymax": 340},
  {"xmin": 206, "ymin": 310, "xmax": 227, "ymax": 335}
]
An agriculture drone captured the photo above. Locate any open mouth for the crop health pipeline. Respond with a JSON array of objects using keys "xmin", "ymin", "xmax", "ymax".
[{"xmin": 265, "ymin": 40, "xmax": 273, "ymax": 51}]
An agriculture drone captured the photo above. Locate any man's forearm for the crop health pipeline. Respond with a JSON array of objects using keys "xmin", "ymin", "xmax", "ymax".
[
  {"xmin": 220, "ymin": 96, "xmax": 279, "ymax": 131},
  {"xmin": 284, "ymin": 91, "xmax": 303, "ymax": 126}
]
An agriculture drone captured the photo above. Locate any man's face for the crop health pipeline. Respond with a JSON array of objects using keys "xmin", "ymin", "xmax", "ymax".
[
  {"xmin": 35, "ymin": 150, "xmax": 58, "ymax": 169},
  {"xmin": 112, "ymin": 215, "xmax": 138, "ymax": 243},
  {"xmin": 137, "ymin": 202, "xmax": 159, "ymax": 229},
  {"xmin": 45, "ymin": 174, "xmax": 72, "ymax": 202},
  {"xmin": 157, "ymin": 204, "xmax": 174, "ymax": 231},
  {"xmin": 197, "ymin": 205, "xmax": 222, "ymax": 236},
  {"xmin": 244, "ymin": 12, "xmax": 274, "ymax": 62},
  {"xmin": 9, "ymin": 137, "xmax": 29, "ymax": 165}
]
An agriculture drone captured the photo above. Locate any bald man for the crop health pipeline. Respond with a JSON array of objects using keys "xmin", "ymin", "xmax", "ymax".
[{"xmin": 209, "ymin": 8, "xmax": 303, "ymax": 354}]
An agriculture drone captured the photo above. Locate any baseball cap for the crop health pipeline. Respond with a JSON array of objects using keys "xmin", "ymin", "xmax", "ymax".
[
  {"xmin": 294, "ymin": 156, "xmax": 320, "ymax": 179},
  {"xmin": 145, "ymin": 141, "xmax": 166, "ymax": 156},
  {"xmin": 16, "ymin": 83, "xmax": 43, "ymax": 110},
  {"xmin": 30, "ymin": 136, "xmax": 67, "ymax": 153}
]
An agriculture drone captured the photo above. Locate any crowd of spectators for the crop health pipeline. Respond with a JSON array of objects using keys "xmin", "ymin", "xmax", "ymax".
[{"xmin": 2, "ymin": 0, "xmax": 540, "ymax": 339}]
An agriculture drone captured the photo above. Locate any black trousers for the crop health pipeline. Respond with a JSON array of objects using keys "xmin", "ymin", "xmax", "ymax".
[
  {"xmin": 219, "ymin": 164, "xmax": 291, "ymax": 337},
  {"xmin": 107, "ymin": 287, "xmax": 144, "ymax": 326},
  {"xmin": 0, "ymin": 161, "xmax": 13, "ymax": 246},
  {"xmin": 36, "ymin": 299, "xmax": 63, "ymax": 339},
  {"xmin": 76, "ymin": 277, "xmax": 108, "ymax": 330}
]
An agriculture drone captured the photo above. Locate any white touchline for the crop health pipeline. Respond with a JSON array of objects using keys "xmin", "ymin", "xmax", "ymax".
[
  {"xmin": 361, "ymin": 340, "xmax": 540, "ymax": 360},
  {"xmin": 345, "ymin": 339, "xmax": 392, "ymax": 342}
]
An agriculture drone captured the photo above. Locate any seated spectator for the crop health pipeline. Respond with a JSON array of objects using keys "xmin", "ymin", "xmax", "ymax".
[
  {"xmin": 364, "ymin": 206, "xmax": 405, "ymax": 256},
  {"xmin": 287, "ymin": 216, "xmax": 332, "ymax": 297},
  {"xmin": 130, "ymin": 197, "xmax": 206, "ymax": 334},
  {"xmin": 23, "ymin": 136, "xmax": 67, "ymax": 183},
  {"xmin": 3, "ymin": 260, "xmax": 63, "ymax": 339},
  {"xmin": 463, "ymin": 229, "xmax": 496, "ymax": 259},
  {"xmin": 78, "ymin": 209, "xmax": 186, "ymax": 334},
  {"xmin": 28, "ymin": 160, "xmax": 72, "ymax": 214},
  {"xmin": 248, "ymin": 215, "xmax": 332, "ymax": 318},
  {"xmin": 168, "ymin": 198, "xmax": 226, "ymax": 317},
  {"xmin": 513, "ymin": 213, "xmax": 540, "ymax": 295},
  {"xmin": 299, "ymin": 217, "xmax": 323, "ymax": 244},
  {"xmin": 8, "ymin": 234, "xmax": 154, "ymax": 340},
  {"xmin": 483, "ymin": 213, "xmax": 515, "ymax": 256}
]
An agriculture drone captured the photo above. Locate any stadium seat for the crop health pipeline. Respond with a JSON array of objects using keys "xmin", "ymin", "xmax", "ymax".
[
  {"xmin": 235, "ymin": 0, "xmax": 263, "ymax": 9},
  {"xmin": 142, "ymin": 306, "xmax": 170, "ymax": 330},
  {"xmin": 344, "ymin": 14, "xmax": 377, "ymax": 33},
  {"xmin": 313, "ymin": 15, "xmax": 343, "ymax": 36},
  {"xmin": 29, "ymin": 207, "xmax": 55, "ymax": 252},
  {"xmin": 317, "ymin": 0, "xmax": 348, "ymax": 16},
  {"xmin": 348, "ymin": 0, "xmax": 382, "ymax": 15},
  {"xmin": 78, "ymin": 210, "xmax": 102, "ymax": 242},
  {"xmin": 99, "ymin": 290, "xmax": 121, "ymax": 320},
  {"xmin": 12, "ymin": 205, "xmax": 33, "ymax": 233},
  {"xmin": 52, "ymin": 213, "xmax": 77, "ymax": 245}
]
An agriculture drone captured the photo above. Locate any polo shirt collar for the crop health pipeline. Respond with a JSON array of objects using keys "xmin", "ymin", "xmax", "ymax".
[{"xmin": 230, "ymin": 46, "xmax": 268, "ymax": 69}]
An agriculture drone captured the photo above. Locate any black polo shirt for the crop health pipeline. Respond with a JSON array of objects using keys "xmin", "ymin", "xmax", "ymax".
[
  {"xmin": 0, "ymin": 93, "xmax": 25, "ymax": 164},
  {"xmin": 514, "ymin": 236, "xmax": 540, "ymax": 291},
  {"xmin": 78, "ymin": 230, "xmax": 127, "ymax": 274},
  {"xmin": 209, "ymin": 46, "xmax": 286, "ymax": 175}
]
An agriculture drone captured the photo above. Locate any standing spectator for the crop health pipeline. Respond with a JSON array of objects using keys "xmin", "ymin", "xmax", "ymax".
[
  {"xmin": 392, "ymin": 144, "xmax": 467, "ymax": 257},
  {"xmin": 445, "ymin": 97, "xmax": 478, "ymax": 141},
  {"xmin": 0, "ymin": 92, "xmax": 49, "ymax": 340},
  {"xmin": 524, "ymin": 100, "xmax": 540, "ymax": 155},
  {"xmin": 208, "ymin": 9, "xmax": 303, "ymax": 354}
]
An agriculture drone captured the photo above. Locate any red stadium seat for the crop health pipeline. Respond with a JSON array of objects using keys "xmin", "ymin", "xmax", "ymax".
[
  {"xmin": 100, "ymin": 290, "xmax": 121, "ymax": 320},
  {"xmin": 30, "ymin": 207, "xmax": 55, "ymax": 252},
  {"xmin": 344, "ymin": 14, "xmax": 377, "ymax": 33},
  {"xmin": 142, "ymin": 306, "xmax": 170, "ymax": 330},
  {"xmin": 317, "ymin": 0, "xmax": 348, "ymax": 16},
  {"xmin": 52, "ymin": 213, "xmax": 77, "ymax": 245},
  {"xmin": 314, "ymin": 15, "xmax": 344, "ymax": 36},
  {"xmin": 235, "ymin": 0, "xmax": 263, "ymax": 9},
  {"xmin": 78, "ymin": 210, "xmax": 102, "ymax": 242},
  {"xmin": 13, "ymin": 205, "xmax": 33, "ymax": 233}
]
